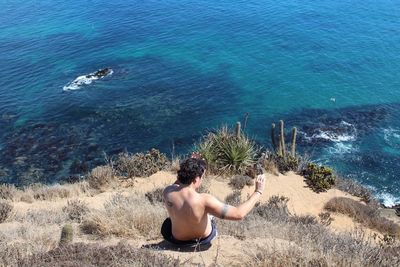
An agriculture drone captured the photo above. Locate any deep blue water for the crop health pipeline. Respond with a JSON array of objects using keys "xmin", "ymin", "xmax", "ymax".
[{"xmin": 0, "ymin": 0, "xmax": 399, "ymax": 205}]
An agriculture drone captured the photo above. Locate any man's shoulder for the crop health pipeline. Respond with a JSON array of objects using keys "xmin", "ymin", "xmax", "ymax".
[{"xmin": 163, "ymin": 183, "xmax": 181, "ymax": 195}]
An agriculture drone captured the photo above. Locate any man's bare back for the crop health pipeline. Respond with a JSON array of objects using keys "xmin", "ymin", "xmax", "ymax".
[
  {"xmin": 161, "ymin": 157, "xmax": 265, "ymax": 244},
  {"xmin": 163, "ymin": 183, "xmax": 212, "ymax": 240}
]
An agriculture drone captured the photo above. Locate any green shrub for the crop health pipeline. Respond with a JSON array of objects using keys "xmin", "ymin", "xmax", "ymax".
[
  {"xmin": 197, "ymin": 126, "xmax": 257, "ymax": 175},
  {"xmin": 116, "ymin": 149, "xmax": 169, "ymax": 178},
  {"xmin": 0, "ymin": 201, "xmax": 13, "ymax": 223},
  {"xmin": 302, "ymin": 163, "xmax": 336, "ymax": 192},
  {"xmin": 272, "ymin": 154, "xmax": 300, "ymax": 174}
]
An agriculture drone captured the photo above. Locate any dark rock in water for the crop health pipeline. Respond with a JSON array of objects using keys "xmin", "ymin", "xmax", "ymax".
[
  {"xmin": 86, "ymin": 68, "xmax": 112, "ymax": 79},
  {"xmin": 286, "ymin": 103, "xmax": 397, "ymax": 147},
  {"xmin": 69, "ymin": 160, "xmax": 89, "ymax": 174}
]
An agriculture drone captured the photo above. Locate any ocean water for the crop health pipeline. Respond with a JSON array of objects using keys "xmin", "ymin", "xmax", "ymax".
[{"xmin": 0, "ymin": 0, "xmax": 399, "ymax": 205}]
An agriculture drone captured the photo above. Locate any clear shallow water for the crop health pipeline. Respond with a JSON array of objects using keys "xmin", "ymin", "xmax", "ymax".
[{"xmin": 0, "ymin": 0, "xmax": 399, "ymax": 205}]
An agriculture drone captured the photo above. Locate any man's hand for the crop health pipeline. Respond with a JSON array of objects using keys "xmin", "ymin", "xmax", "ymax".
[{"xmin": 255, "ymin": 174, "xmax": 266, "ymax": 194}]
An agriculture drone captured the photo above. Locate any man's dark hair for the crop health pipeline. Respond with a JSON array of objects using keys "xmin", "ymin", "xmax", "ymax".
[{"xmin": 177, "ymin": 158, "xmax": 207, "ymax": 185}]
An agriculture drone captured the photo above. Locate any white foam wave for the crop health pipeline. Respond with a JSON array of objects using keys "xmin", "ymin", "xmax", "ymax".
[
  {"xmin": 63, "ymin": 69, "xmax": 113, "ymax": 91},
  {"xmin": 327, "ymin": 142, "xmax": 356, "ymax": 155},
  {"xmin": 377, "ymin": 192, "xmax": 400, "ymax": 207},
  {"xmin": 305, "ymin": 120, "xmax": 357, "ymax": 143},
  {"xmin": 312, "ymin": 131, "xmax": 356, "ymax": 142},
  {"xmin": 383, "ymin": 127, "xmax": 400, "ymax": 142}
]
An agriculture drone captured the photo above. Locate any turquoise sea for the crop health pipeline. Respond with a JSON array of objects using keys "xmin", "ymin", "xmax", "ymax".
[{"xmin": 0, "ymin": 0, "xmax": 399, "ymax": 205}]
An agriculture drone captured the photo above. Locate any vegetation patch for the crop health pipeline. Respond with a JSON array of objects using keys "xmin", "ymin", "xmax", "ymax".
[
  {"xmin": 197, "ymin": 126, "xmax": 257, "ymax": 175},
  {"xmin": 302, "ymin": 163, "xmax": 336, "ymax": 192},
  {"xmin": 0, "ymin": 184, "xmax": 18, "ymax": 201},
  {"xmin": 229, "ymin": 175, "xmax": 254, "ymax": 190},
  {"xmin": 81, "ymin": 193, "xmax": 166, "ymax": 238},
  {"xmin": 0, "ymin": 201, "xmax": 13, "ymax": 223},
  {"xmin": 325, "ymin": 197, "xmax": 400, "ymax": 237},
  {"xmin": 270, "ymin": 154, "xmax": 300, "ymax": 174},
  {"xmin": 145, "ymin": 187, "xmax": 164, "ymax": 205},
  {"xmin": 116, "ymin": 149, "xmax": 169, "ymax": 178},
  {"xmin": 15, "ymin": 242, "xmax": 181, "ymax": 267},
  {"xmin": 225, "ymin": 190, "xmax": 242, "ymax": 206},
  {"xmin": 335, "ymin": 177, "xmax": 378, "ymax": 205},
  {"xmin": 88, "ymin": 165, "xmax": 117, "ymax": 192},
  {"xmin": 62, "ymin": 199, "xmax": 89, "ymax": 222}
]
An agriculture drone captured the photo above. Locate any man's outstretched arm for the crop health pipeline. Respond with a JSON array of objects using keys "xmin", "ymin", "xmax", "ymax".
[{"xmin": 204, "ymin": 174, "xmax": 266, "ymax": 220}]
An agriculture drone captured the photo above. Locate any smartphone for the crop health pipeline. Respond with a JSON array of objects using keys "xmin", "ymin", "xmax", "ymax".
[{"xmin": 256, "ymin": 163, "xmax": 265, "ymax": 175}]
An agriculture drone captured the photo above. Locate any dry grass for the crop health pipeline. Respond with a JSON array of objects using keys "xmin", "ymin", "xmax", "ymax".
[
  {"xmin": 81, "ymin": 193, "xmax": 166, "ymax": 238},
  {"xmin": 325, "ymin": 197, "xmax": 400, "ymax": 237},
  {"xmin": 225, "ymin": 190, "xmax": 242, "ymax": 206},
  {"xmin": 116, "ymin": 149, "xmax": 169, "ymax": 178},
  {"xmin": 0, "ymin": 223, "xmax": 60, "ymax": 263},
  {"xmin": 3, "ymin": 241, "xmax": 182, "ymax": 267},
  {"xmin": 0, "ymin": 201, "xmax": 13, "ymax": 223},
  {"xmin": 145, "ymin": 187, "xmax": 164, "ymax": 205},
  {"xmin": 335, "ymin": 177, "xmax": 378, "ymax": 205},
  {"xmin": 13, "ymin": 208, "xmax": 67, "ymax": 226},
  {"xmin": 62, "ymin": 199, "xmax": 89, "ymax": 222},
  {"xmin": 169, "ymin": 156, "xmax": 181, "ymax": 173},
  {"xmin": 87, "ymin": 165, "xmax": 117, "ymax": 192},
  {"xmin": 259, "ymin": 157, "xmax": 279, "ymax": 176},
  {"xmin": 217, "ymin": 195, "xmax": 400, "ymax": 267},
  {"xmin": 0, "ymin": 184, "xmax": 18, "ymax": 201},
  {"xmin": 16, "ymin": 181, "xmax": 92, "ymax": 202}
]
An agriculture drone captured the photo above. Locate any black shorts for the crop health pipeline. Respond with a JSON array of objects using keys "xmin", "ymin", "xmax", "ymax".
[{"xmin": 161, "ymin": 218, "xmax": 217, "ymax": 247}]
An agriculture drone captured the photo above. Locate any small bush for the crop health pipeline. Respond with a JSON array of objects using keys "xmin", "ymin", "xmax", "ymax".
[
  {"xmin": 145, "ymin": 187, "xmax": 164, "ymax": 205},
  {"xmin": 0, "ymin": 201, "xmax": 13, "ymax": 223},
  {"xmin": 254, "ymin": 195, "xmax": 291, "ymax": 221},
  {"xmin": 225, "ymin": 190, "xmax": 242, "ymax": 206},
  {"xmin": 325, "ymin": 197, "xmax": 400, "ymax": 237},
  {"xmin": 335, "ymin": 177, "xmax": 377, "ymax": 204},
  {"xmin": 0, "ymin": 184, "xmax": 18, "ymax": 200},
  {"xmin": 229, "ymin": 175, "xmax": 254, "ymax": 190},
  {"xmin": 62, "ymin": 199, "xmax": 89, "ymax": 222},
  {"xmin": 197, "ymin": 126, "xmax": 257, "ymax": 175},
  {"xmin": 258, "ymin": 156, "xmax": 279, "ymax": 175},
  {"xmin": 116, "ymin": 149, "xmax": 169, "ymax": 178},
  {"xmin": 88, "ymin": 165, "xmax": 117, "ymax": 192},
  {"xmin": 302, "ymin": 163, "xmax": 336, "ymax": 192},
  {"xmin": 319, "ymin": 212, "xmax": 334, "ymax": 226},
  {"xmin": 272, "ymin": 154, "xmax": 300, "ymax": 174}
]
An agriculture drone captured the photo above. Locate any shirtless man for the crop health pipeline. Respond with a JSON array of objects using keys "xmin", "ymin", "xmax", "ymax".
[{"xmin": 161, "ymin": 156, "xmax": 266, "ymax": 246}]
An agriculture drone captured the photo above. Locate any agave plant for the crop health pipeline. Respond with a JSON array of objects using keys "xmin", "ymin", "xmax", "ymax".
[{"xmin": 196, "ymin": 125, "xmax": 257, "ymax": 175}]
